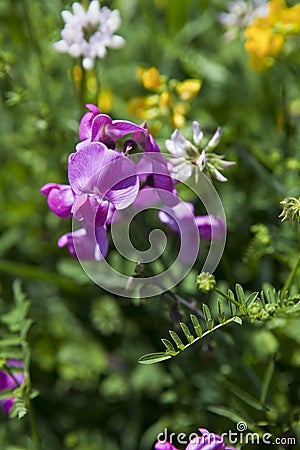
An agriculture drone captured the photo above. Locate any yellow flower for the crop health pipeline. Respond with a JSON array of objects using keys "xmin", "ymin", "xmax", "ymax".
[
  {"xmin": 129, "ymin": 66, "xmax": 202, "ymax": 129},
  {"xmin": 268, "ymin": 0, "xmax": 286, "ymax": 19},
  {"xmin": 175, "ymin": 79, "xmax": 202, "ymax": 101},
  {"xmin": 280, "ymin": 4, "xmax": 300, "ymax": 34},
  {"xmin": 128, "ymin": 96, "xmax": 159, "ymax": 120},
  {"xmin": 245, "ymin": 24, "xmax": 284, "ymax": 70},
  {"xmin": 137, "ymin": 66, "xmax": 165, "ymax": 91},
  {"xmin": 158, "ymin": 91, "xmax": 172, "ymax": 111},
  {"xmin": 172, "ymin": 103, "xmax": 188, "ymax": 128},
  {"xmin": 97, "ymin": 89, "xmax": 112, "ymax": 113},
  {"xmin": 244, "ymin": 0, "xmax": 300, "ymax": 71},
  {"xmin": 72, "ymin": 64, "xmax": 82, "ymax": 88}
]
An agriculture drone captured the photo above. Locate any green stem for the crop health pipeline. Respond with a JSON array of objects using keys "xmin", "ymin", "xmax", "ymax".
[
  {"xmin": 214, "ymin": 286, "xmax": 240, "ymax": 308},
  {"xmin": 282, "ymin": 251, "xmax": 300, "ymax": 298},
  {"xmin": 27, "ymin": 399, "xmax": 41, "ymax": 449},
  {"xmin": 165, "ymin": 291, "xmax": 204, "ymax": 317},
  {"xmin": 260, "ymin": 358, "xmax": 275, "ymax": 405}
]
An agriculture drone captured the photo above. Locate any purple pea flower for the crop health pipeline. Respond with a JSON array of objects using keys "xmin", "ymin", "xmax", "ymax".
[
  {"xmin": 155, "ymin": 443, "xmax": 178, "ymax": 450},
  {"xmin": 79, "ymin": 103, "xmax": 101, "ymax": 141},
  {"xmin": 78, "ymin": 105, "xmax": 148, "ymax": 146},
  {"xmin": 68, "ymin": 141, "xmax": 139, "ymax": 226},
  {"xmin": 0, "ymin": 360, "xmax": 25, "ymax": 415},
  {"xmin": 78, "ymin": 105, "xmax": 175, "ymax": 203},
  {"xmin": 195, "ymin": 215, "xmax": 226, "ymax": 240},
  {"xmin": 40, "ymin": 183, "xmax": 74, "ymax": 218},
  {"xmin": 158, "ymin": 202, "xmax": 226, "ymax": 243},
  {"xmin": 58, "ymin": 223, "xmax": 108, "ymax": 261},
  {"xmin": 186, "ymin": 429, "xmax": 237, "ymax": 449}
]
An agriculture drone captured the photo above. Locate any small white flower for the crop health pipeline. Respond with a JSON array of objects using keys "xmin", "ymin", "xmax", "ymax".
[
  {"xmin": 218, "ymin": 0, "xmax": 269, "ymax": 41},
  {"xmin": 53, "ymin": 1, "xmax": 126, "ymax": 70},
  {"xmin": 165, "ymin": 121, "xmax": 235, "ymax": 183},
  {"xmin": 192, "ymin": 121, "xmax": 203, "ymax": 146}
]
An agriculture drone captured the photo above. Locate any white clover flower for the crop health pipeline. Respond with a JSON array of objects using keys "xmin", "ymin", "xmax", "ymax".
[
  {"xmin": 218, "ymin": 0, "xmax": 269, "ymax": 41},
  {"xmin": 53, "ymin": 1, "xmax": 126, "ymax": 70},
  {"xmin": 165, "ymin": 121, "xmax": 235, "ymax": 183}
]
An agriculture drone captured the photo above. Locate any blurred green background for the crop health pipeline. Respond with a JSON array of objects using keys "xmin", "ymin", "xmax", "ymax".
[{"xmin": 0, "ymin": 0, "xmax": 300, "ymax": 449}]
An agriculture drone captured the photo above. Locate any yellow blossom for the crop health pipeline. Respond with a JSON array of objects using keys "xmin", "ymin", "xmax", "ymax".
[
  {"xmin": 172, "ymin": 103, "xmax": 188, "ymax": 128},
  {"xmin": 72, "ymin": 65, "xmax": 82, "ymax": 88},
  {"xmin": 128, "ymin": 96, "xmax": 158, "ymax": 120},
  {"xmin": 280, "ymin": 3, "xmax": 300, "ymax": 34},
  {"xmin": 87, "ymin": 71, "xmax": 98, "ymax": 97},
  {"xmin": 158, "ymin": 91, "xmax": 172, "ymax": 115},
  {"xmin": 175, "ymin": 79, "xmax": 202, "ymax": 101},
  {"xmin": 244, "ymin": 0, "xmax": 300, "ymax": 71},
  {"xmin": 129, "ymin": 66, "xmax": 201, "ymax": 130},
  {"xmin": 137, "ymin": 66, "xmax": 165, "ymax": 91},
  {"xmin": 97, "ymin": 89, "xmax": 112, "ymax": 113}
]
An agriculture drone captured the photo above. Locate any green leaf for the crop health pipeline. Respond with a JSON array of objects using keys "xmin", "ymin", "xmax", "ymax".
[
  {"xmin": 167, "ymin": 0, "xmax": 192, "ymax": 33},
  {"xmin": 233, "ymin": 317, "xmax": 243, "ymax": 325},
  {"xmin": 0, "ymin": 388, "xmax": 15, "ymax": 400},
  {"xmin": 190, "ymin": 314, "xmax": 203, "ymax": 337},
  {"xmin": 220, "ymin": 378, "xmax": 266, "ymax": 411},
  {"xmin": 282, "ymin": 301, "xmax": 300, "ymax": 314},
  {"xmin": 161, "ymin": 339, "xmax": 176, "ymax": 354},
  {"xmin": 260, "ymin": 359, "xmax": 275, "ymax": 404},
  {"xmin": 20, "ymin": 319, "xmax": 33, "ymax": 342},
  {"xmin": 202, "ymin": 304, "xmax": 214, "ymax": 330},
  {"xmin": 1, "ymin": 302, "xmax": 30, "ymax": 331},
  {"xmin": 0, "ymin": 336, "xmax": 22, "ymax": 347},
  {"xmin": 246, "ymin": 292, "xmax": 259, "ymax": 306},
  {"xmin": 12, "ymin": 280, "xmax": 27, "ymax": 305},
  {"xmin": 228, "ymin": 292, "xmax": 237, "ymax": 315},
  {"xmin": 180, "ymin": 322, "xmax": 194, "ymax": 343},
  {"xmin": 138, "ymin": 352, "xmax": 173, "ymax": 364},
  {"xmin": 138, "ymin": 317, "xmax": 241, "ymax": 363},
  {"xmin": 0, "ymin": 260, "xmax": 83, "ymax": 293},
  {"xmin": 217, "ymin": 299, "xmax": 226, "ymax": 324},
  {"xmin": 190, "ymin": 314, "xmax": 201, "ymax": 327},
  {"xmin": 169, "ymin": 331, "xmax": 185, "ymax": 350},
  {"xmin": 207, "ymin": 406, "xmax": 258, "ymax": 432},
  {"xmin": 235, "ymin": 284, "xmax": 246, "ymax": 305}
]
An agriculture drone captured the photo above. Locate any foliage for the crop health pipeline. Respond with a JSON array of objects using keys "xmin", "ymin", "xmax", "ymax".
[{"xmin": 0, "ymin": 1, "xmax": 300, "ymax": 449}]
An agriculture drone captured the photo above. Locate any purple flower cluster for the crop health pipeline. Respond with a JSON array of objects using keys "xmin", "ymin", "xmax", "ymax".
[
  {"xmin": 41, "ymin": 105, "xmax": 226, "ymax": 262},
  {"xmin": 0, "ymin": 360, "xmax": 25, "ymax": 415},
  {"xmin": 155, "ymin": 428, "xmax": 237, "ymax": 450}
]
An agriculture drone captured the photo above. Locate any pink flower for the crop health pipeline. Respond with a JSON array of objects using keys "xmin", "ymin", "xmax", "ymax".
[
  {"xmin": 40, "ymin": 183, "xmax": 74, "ymax": 218},
  {"xmin": 0, "ymin": 360, "xmax": 25, "ymax": 415}
]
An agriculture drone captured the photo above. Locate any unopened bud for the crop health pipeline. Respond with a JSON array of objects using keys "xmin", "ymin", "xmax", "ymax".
[{"xmin": 196, "ymin": 272, "xmax": 216, "ymax": 293}]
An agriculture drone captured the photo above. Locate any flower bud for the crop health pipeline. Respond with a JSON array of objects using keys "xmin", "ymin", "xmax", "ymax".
[{"xmin": 196, "ymin": 272, "xmax": 216, "ymax": 293}]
